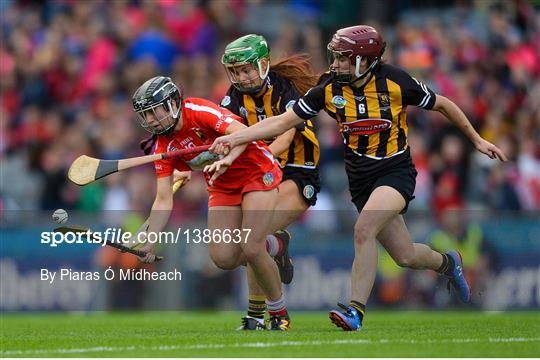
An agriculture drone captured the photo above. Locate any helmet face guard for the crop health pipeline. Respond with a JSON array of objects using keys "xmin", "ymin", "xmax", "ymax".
[
  {"xmin": 134, "ymin": 98, "xmax": 180, "ymax": 135},
  {"xmin": 222, "ymin": 34, "xmax": 270, "ymax": 94},
  {"xmin": 222, "ymin": 60, "xmax": 269, "ymax": 94},
  {"xmin": 327, "ymin": 45, "xmax": 383, "ymax": 85},
  {"xmin": 327, "ymin": 46, "xmax": 354, "ymax": 84},
  {"xmin": 132, "ymin": 78, "xmax": 182, "ymax": 135}
]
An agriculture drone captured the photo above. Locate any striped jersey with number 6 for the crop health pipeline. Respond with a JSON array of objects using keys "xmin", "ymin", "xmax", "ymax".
[{"xmin": 293, "ymin": 64, "xmax": 436, "ymax": 160}]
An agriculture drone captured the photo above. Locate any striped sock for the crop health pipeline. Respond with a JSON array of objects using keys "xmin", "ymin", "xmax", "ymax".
[
  {"xmin": 247, "ymin": 295, "xmax": 266, "ymax": 320},
  {"xmin": 266, "ymin": 294, "xmax": 287, "ymax": 317},
  {"xmin": 349, "ymin": 300, "xmax": 365, "ymax": 321},
  {"xmin": 265, "ymin": 234, "xmax": 280, "ymax": 257},
  {"xmin": 436, "ymin": 253, "xmax": 454, "ymax": 276}
]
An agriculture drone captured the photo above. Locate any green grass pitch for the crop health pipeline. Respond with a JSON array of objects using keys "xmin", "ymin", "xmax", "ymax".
[{"xmin": 1, "ymin": 311, "xmax": 539, "ymax": 357}]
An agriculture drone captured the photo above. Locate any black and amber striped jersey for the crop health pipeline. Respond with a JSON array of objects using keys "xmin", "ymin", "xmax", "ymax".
[
  {"xmin": 221, "ymin": 71, "xmax": 320, "ymax": 169},
  {"xmin": 292, "ymin": 64, "xmax": 436, "ymax": 160}
]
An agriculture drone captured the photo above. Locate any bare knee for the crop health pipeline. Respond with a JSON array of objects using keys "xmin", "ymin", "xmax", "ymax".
[
  {"xmin": 241, "ymin": 245, "xmax": 265, "ymax": 265},
  {"xmin": 354, "ymin": 221, "xmax": 376, "ymax": 247},
  {"xmin": 210, "ymin": 253, "xmax": 240, "ymax": 270}
]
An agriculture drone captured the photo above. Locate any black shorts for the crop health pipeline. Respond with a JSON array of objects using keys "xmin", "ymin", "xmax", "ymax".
[
  {"xmin": 281, "ymin": 166, "xmax": 321, "ymax": 207},
  {"xmin": 344, "ymin": 148, "xmax": 417, "ymax": 214}
]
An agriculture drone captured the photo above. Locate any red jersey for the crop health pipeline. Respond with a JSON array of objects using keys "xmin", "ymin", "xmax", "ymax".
[{"xmin": 153, "ymin": 97, "xmax": 279, "ymax": 192}]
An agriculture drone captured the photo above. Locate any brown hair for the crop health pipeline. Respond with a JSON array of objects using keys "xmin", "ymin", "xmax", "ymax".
[{"xmin": 270, "ymin": 54, "xmax": 318, "ymax": 95}]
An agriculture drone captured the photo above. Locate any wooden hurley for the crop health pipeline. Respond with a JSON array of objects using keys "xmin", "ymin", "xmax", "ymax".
[{"xmin": 68, "ymin": 145, "xmax": 210, "ymax": 186}]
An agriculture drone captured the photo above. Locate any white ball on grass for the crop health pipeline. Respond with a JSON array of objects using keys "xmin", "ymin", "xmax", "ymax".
[{"xmin": 52, "ymin": 209, "xmax": 68, "ymax": 224}]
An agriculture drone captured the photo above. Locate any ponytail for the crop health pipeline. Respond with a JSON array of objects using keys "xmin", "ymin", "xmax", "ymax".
[{"xmin": 270, "ymin": 54, "xmax": 318, "ymax": 95}]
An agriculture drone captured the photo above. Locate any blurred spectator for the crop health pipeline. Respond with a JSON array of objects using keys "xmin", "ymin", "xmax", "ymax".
[
  {"xmin": 2, "ymin": 0, "xmax": 537, "ymax": 215},
  {"xmin": 428, "ymin": 209, "xmax": 491, "ymax": 305},
  {"xmin": 430, "ymin": 134, "xmax": 468, "ymax": 213},
  {"xmin": 1, "ymin": 0, "xmax": 538, "ymax": 310}
]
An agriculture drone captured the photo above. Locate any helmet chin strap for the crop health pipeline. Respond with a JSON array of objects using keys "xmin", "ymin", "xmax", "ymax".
[
  {"xmin": 354, "ymin": 55, "xmax": 379, "ymax": 79},
  {"xmin": 350, "ymin": 55, "xmax": 380, "ymax": 85},
  {"xmin": 170, "ymin": 99, "xmax": 181, "ymax": 119},
  {"xmin": 353, "ymin": 43, "xmax": 385, "ymax": 82},
  {"xmin": 354, "ymin": 55, "xmax": 363, "ymax": 78},
  {"xmin": 161, "ymin": 115, "xmax": 180, "ymax": 135},
  {"xmin": 160, "ymin": 99, "xmax": 181, "ymax": 135},
  {"xmin": 258, "ymin": 59, "xmax": 270, "ymax": 80}
]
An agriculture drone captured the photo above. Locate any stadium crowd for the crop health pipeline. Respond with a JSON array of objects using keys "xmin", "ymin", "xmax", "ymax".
[
  {"xmin": 1, "ymin": 0, "xmax": 538, "ymax": 308},
  {"xmin": 2, "ymin": 0, "xmax": 538, "ymax": 215}
]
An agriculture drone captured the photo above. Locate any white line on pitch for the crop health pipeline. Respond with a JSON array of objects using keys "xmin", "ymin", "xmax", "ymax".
[{"xmin": 1, "ymin": 337, "xmax": 539, "ymax": 356}]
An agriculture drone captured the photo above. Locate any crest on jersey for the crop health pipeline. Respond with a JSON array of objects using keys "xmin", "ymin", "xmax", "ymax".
[
  {"xmin": 239, "ymin": 106, "xmax": 248, "ymax": 119},
  {"xmin": 192, "ymin": 128, "xmax": 206, "ymax": 141},
  {"xmin": 332, "ymin": 95, "xmax": 346, "ymax": 109},
  {"xmin": 378, "ymin": 93, "xmax": 390, "ymax": 106},
  {"xmin": 221, "ymin": 96, "xmax": 231, "ymax": 107},
  {"xmin": 303, "ymin": 185, "xmax": 315, "ymax": 199},
  {"xmin": 263, "ymin": 172, "xmax": 275, "ymax": 186}
]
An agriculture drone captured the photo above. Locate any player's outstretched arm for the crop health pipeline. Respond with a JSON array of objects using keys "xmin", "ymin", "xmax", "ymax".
[
  {"xmin": 210, "ymin": 108, "xmax": 304, "ymax": 155},
  {"xmin": 432, "ymin": 94, "xmax": 508, "ymax": 162}
]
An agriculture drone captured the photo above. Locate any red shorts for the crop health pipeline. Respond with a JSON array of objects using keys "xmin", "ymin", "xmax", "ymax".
[{"xmin": 207, "ymin": 164, "xmax": 282, "ymax": 207}]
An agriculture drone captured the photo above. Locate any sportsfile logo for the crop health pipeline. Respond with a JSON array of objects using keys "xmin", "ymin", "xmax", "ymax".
[
  {"xmin": 40, "ymin": 228, "xmax": 252, "ymax": 247},
  {"xmin": 41, "ymin": 228, "xmax": 138, "ymax": 248}
]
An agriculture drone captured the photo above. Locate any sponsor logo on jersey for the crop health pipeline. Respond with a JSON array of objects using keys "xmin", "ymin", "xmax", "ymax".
[
  {"xmin": 177, "ymin": 137, "xmax": 195, "ymax": 148},
  {"xmin": 285, "ymin": 100, "xmax": 296, "ymax": 110},
  {"xmin": 305, "ymin": 161, "xmax": 314, "ymax": 167},
  {"xmin": 239, "ymin": 106, "xmax": 248, "ymax": 119},
  {"xmin": 215, "ymin": 115, "xmax": 233, "ymax": 130},
  {"xmin": 354, "ymin": 95, "xmax": 365, "ymax": 102},
  {"xmin": 303, "ymin": 185, "xmax": 315, "ymax": 199},
  {"xmin": 220, "ymin": 96, "xmax": 231, "ymax": 107},
  {"xmin": 168, "ymin": 138, "xmax": 195, "ymax": 152},
  {"xmin": 332, "ymin": 95, "xmax": 346, "ymax": 109},
  {"xmin": 342, "ymin": 118, "xmax": 392, "ymax": 135},
  {"xmin": 262, "ymin": 172, "xmax": 275, "ymax": 186}
]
